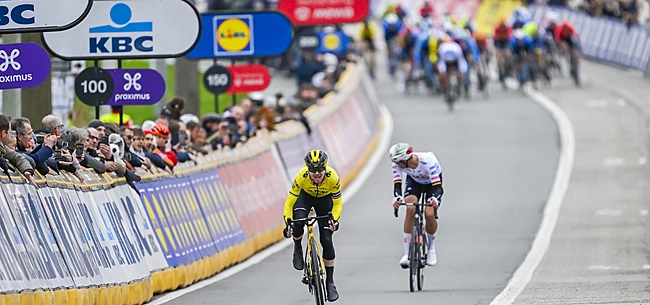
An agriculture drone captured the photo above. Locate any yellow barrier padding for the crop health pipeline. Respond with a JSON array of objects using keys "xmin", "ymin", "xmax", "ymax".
[
  {"xmin": 161, "ymin": 268, "xmax": 176, "ymax": 292},
  {"xmin": 5, "ymin": 294, "xmax": 19, "ymax": 305},
  {"xmin": 67, "ymin": 288, "xmax": 89, "ymax": 305},
  {"xmin": 41, "ymin": 290, "xmax": 54, "ymax": 305},
  {"xmin": 32, "ymin": 290, "xmax": 45, "ymax": 305},
  {"xmin": 475, "ymin": 0, "xmax": 523, "ymax": 36},
  {"xmin": 18, "ymin": 292, "xmax": 32, "ymax": 305},
  {"xmin": 53, "ymin": 289, "xmax": 68, "ymax": 305},
  {"xmin": 0, "ymin": 295, "xmax": 5, "ymax": 305},
  {"xmin": 110, "ymin": 285, "xmax": 120, "ymax": 305},
  {"xmin": 120, "ymin": 283, "xmax": 129, "ymax": 305},
  {"xmin": 97, "ymin": 287, "xmax": 108, "ymax": 305},
  {"xmin": 144, "ymin": 277, "xmax": 154, "ymax": 303},
  {"xmin": 88, "ymin": 287, "xmax": 97, "ymax": 305},
  {"xmin": 151, "ymin": 271, "xmax": 164, "ymax": 294},
  {"xmin": 127, "ymin": 282, "xmax": 138, "ymax": 305}
]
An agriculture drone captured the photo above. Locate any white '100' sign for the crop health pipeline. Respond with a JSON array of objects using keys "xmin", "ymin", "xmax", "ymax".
[
  {"xmin": 81, "ymin": 79, "xmax": 107, "ymax": 94},
  {"xmin": 207, "ymin": 74, "xmax": 228, "ymax": 87}
]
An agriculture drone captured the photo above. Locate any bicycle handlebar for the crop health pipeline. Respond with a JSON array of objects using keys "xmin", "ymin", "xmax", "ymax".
[
  {"xmin": 288, "ymin": 212, "xmax": 333, "ymax": 226},
  {"xmin": 394, "ymin": 202, "xmax": 438, "ymax": 219}
]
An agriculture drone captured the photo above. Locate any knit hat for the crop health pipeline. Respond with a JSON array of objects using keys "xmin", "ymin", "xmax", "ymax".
[{"xmin": 88, "ymin": 119, "xmax": 105, "ymax": 129}]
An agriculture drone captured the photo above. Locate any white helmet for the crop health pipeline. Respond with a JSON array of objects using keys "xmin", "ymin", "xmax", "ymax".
[
  {"xmin": 545, "ymin": 11, "xmax": 559, "ymax": 23},
  {"xmin": 389, "ymin": 143, "xmax": 413, "ymax": 163},
  {"xmin": 385, "ymin": 13, "xmax": 399, "ymax": 24}
]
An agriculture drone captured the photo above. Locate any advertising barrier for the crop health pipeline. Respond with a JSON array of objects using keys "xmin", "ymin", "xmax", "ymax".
[
  {"xmin": 0, "ymin": 61, "xmax": 383, "ymax": 305},
  {"xmin": 528, "ymin": 5, "xmax": 650, "ymax": 72}
]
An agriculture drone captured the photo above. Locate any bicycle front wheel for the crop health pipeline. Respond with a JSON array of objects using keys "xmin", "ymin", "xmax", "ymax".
[
  {"xmin": 409, "ymin": 220, "xmax": 420, "ymax": 292},
  {"xmin": 310, "ymin": 238, "xmax": 326, "ymax": 305}
]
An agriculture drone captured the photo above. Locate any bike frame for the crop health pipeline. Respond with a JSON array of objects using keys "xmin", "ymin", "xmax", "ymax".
[{"xmin": 291, "ymin": 212, "xmax": 332, "ymax": 305}]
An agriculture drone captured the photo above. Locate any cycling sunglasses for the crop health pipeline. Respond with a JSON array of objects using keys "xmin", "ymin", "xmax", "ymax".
[{"xmin": 308, "ymin": 166, "xmax": 326, "ymax": 173}]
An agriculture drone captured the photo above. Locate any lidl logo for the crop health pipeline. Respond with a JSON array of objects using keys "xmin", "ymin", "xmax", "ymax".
[
  {"xmin": 322, "ymin": 33, "xmax": 340, "ymax": 51},
  {"xmin": 213, "ymin": 15, "xmax": 254, "ymax": 56},
  {"xmin": 89, "ymin": 3, "xmax": 153, "ymax": 54}
]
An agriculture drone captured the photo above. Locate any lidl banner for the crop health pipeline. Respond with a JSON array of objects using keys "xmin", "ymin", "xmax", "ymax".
[
  {"xmin": 475, "ymin": 0, "xmax": 523, "ymax": 36},
  {"xmin": 0, "ymin": 58, "xmax": 383, "ymax": 304},
  {"xmin": 186, "ymin": 11, "xmax": 294, "ymax": 59}
]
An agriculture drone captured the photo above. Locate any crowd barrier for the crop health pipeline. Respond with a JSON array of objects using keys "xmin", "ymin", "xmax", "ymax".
[
  {"xmin": 0, "ymin": 62, "xmax": 384, "ymax": 305},
  {"xmin": 528, "ymin": 5, "xmax": 650, "ymax": 72},
  {"xmin": 474, "ymin": 0, "xmax": 523, "ymax": 36}
]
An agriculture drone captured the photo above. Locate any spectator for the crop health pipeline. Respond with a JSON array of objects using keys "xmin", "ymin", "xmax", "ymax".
[
  {"xmin": 71, "ymin": 128, "xmax": 106, "ymax": 174},
  {"xmin": 142, "ymin": 129, "xmax": 172, "ymax": 174},
  {"xmin": 130, "ymin": 128, "xmax": 153, "ymax": 170},
  {"xmin": 0, "ymin": 115, "xmax": 38, "ymax": 188},
  {"xmin": 88, "ymin": 120, "xmax": 113, "ymax": 162},
  {"xmin": 120, "ymin": 126, "xmax": 144, "ymax": 169},
  {"xmin": 12, "ymin": 117, "xmax": 55, "ymax": 175},
  {"xmin": 185, "ymin": 121, "xmax": 210, "ymax": 155},
  {"xmin": 151, "ymin": 124, "xmax": 177, "ymax": 168},
  {"xmin": 40, "ymin": 114, "xmax": 64, "ymax": 137}
]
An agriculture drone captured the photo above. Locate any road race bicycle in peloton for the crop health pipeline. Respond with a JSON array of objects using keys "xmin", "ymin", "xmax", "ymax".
[
  {"xmin": 288, "ymin": 211, "xmax": 333, "ymax": 305},
  {"xmin": 395, "ymin": 193, "xmax": 438, "ymax": 292}
]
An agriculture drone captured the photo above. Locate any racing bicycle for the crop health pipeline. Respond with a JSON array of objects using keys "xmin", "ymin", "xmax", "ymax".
[
  {"xmin": 394, "ymin": 194, "xmax": 438, "ymax": 292},
  {"xmin": 288, "ymin": 212, "xmax": 334, "ymax": 305}
]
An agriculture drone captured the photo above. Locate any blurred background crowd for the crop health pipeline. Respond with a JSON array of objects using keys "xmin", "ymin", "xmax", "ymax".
[{"xmin": 524, "ymin": 0, "xmax": 650, "ymax": 25}]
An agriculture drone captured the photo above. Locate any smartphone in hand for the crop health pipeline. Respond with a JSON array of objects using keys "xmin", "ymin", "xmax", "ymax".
[{"xmin": 76, "ymin": 143, "xmax": 84, "ymax": 159}]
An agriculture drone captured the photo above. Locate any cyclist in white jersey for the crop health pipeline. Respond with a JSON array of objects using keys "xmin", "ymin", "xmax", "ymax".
[
  {"xmin": 389, "ymin": 143, "xmax": 444, "ymax": 267},
  {"xmin": 437, "ymin": 37, "xmax": 468, "ymax": 98}
]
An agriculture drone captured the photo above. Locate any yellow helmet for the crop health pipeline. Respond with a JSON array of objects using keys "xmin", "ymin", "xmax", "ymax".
[{"xmin": 304, "ymin": 149, "xmax": 328, "ymax": 172}]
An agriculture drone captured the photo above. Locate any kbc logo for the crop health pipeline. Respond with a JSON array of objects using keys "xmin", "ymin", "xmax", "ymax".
[{"xmin": 89, "ymin": 3, "xmax": 153, "ymax": 54}]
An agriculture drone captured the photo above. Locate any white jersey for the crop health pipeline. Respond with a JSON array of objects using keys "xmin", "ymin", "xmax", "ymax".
[
  {"xmin": 392, "ymin": 152, "xmax": 442, "ymax": 185},
  {"xmin": 438, "ymin": 41, "xmax": 463, "ymax": 62}
]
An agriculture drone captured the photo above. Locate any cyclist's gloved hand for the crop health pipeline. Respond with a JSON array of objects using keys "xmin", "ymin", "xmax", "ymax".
[
  {"xmin": 283, "ymin": 218, "xmax": 292, "ymax": 238},
  {"xmin": 392, "ymin": 196, "xmax": 403, "ymax": 209},
  {"xmin": 427, "ymin": 196, "xmax": 439, "ymax": 207},
  {"xmin": 328, "ymin": 219, "xmax": 339, "ymax": 232}
]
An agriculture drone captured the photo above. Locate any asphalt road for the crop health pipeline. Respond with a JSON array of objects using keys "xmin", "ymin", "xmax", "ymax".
[
  {"xmin": 160, "ymin": 48, "xmax": 560, "ymax": 304},
  {"xmin": 511, "ymin": 61, "xmax": 650, "ymax": 304}
]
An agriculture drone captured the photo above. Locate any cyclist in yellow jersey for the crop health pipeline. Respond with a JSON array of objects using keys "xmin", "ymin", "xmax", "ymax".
[
  {"xmin": 359, "ymin": 19, "xmax": 377, "ymax": 78},
  {"xmin": 283, "ymin": 149, "xmax": 341, "ymax": 302}
]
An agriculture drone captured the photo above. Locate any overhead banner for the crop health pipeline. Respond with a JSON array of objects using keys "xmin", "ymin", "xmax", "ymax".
[
  {"xmin": 278, "ymin": 0, "xmax": 369, "ymax": 25},
  {"xmin": 186, "ymin": 11, "xmax": 293, "ymax": 59},
  {"xmin": 0, "ymin": 0, "xmax": 92, "ymax": 34},
  {"xmin": 43, "ymin": 0, "xmax": 202, "ymax": 60}
]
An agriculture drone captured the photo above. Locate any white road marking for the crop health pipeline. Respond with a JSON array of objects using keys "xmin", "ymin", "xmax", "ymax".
[
  {"xmin": 588, "ymin": 265, "xmax": 620, "ymax": 271},
  {"xmin": 148, "ymin": 104, "xmax": 395, "ymax": 305},
  {"xmin": 586, "ymin": 100, "xmax": 608, "ymax": 108},
  {"xmin": 617, "ymin": 99, "xmax": 626, "ymax": 107},
  {"xmin": 642, "ymin": 265, "xmax": 650, "ymax": 269},
  {"xmin": 595, "ymin": 209, "xmax": 622, "ymax": 216},
  {"xmin": 603, "ymin": 157, "xmax": 625, "ymax": 166},
  {"xmin": 639, "ymin": 157, "xmax": 647, "ymax": 165},
  {"xmin": 640, "ymin": 209, "xmax": 648, "ymax": 216},
  {"xmin": 490, "ymin": 79, "xmax": 576, "ymax": 305}
]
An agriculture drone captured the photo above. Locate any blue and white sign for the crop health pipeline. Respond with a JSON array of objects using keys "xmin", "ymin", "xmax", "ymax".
[
  {"xmin": 186, "ymin": 11, "xmax": 293, "ymax": 59},
  {"xmin": 42, "ymin": 0, "xmax": 202, "ymax": 60},
  {"xmin": 0, "ymin": 0, "xmax": 92, "ymax": 34}
]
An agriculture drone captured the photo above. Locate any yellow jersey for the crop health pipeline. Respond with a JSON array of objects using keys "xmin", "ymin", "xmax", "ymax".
[
  {"xmin": 283, "ymin": 166, "xmax": 343, "ymax": 222},
  {"xmin": 359, "ymin": 24, "xmax": 376, "ymax": 41},
  {"xmin": 428, "ymin": 36, "xmax": 440, "ymax": 64}
]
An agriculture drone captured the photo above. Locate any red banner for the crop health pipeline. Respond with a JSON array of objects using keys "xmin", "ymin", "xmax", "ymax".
[
  {"xmin": 278, "ymin": 0, "xmax": 369, "ymax": 26},
  {"xmin": 226, "ymin": 64, "xmax": 271, "ymax": 93}
]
